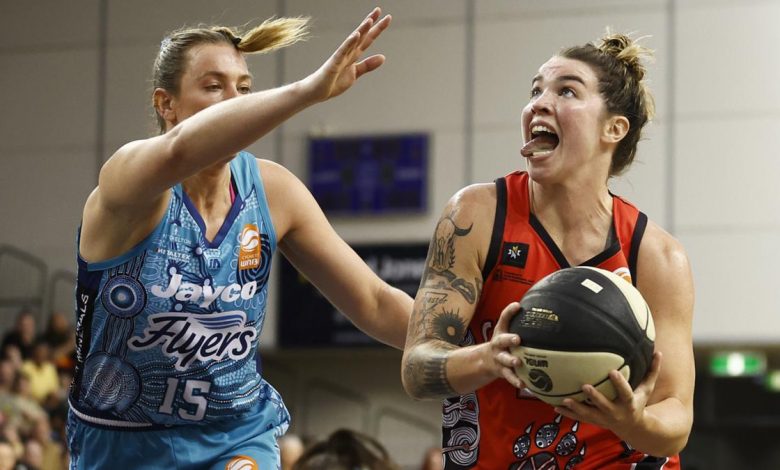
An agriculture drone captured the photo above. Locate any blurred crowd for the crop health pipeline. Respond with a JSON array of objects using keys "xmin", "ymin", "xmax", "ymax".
[{"xmin": 0, "ymin": 308, "xmax": 73, "ymax": 470}]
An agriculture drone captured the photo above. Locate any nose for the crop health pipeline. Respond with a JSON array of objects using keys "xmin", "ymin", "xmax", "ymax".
[
  {"xmin": 224, "ymin": 86, "xmax": 241, "ymax": 100},
  {"xmin": 531, "ymin": 90, "xmax": 553, "ymax": 115}
]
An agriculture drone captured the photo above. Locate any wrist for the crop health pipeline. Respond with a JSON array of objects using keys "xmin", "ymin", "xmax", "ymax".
[{"xmin": 295, "ymin": 73, "xmax": 328, "ymax": 105}]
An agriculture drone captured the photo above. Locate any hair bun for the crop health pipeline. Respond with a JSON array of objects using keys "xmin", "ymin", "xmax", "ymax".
[{"xmin": 597, "ymin": 32, "xmax": 652, "ymax": 82}]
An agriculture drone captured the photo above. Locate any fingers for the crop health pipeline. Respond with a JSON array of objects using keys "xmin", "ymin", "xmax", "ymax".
[
  {"xmin": 501, "ymin": 366, "xmax": 524, "ymax": 389},
  {"xmin": 331, "ymin": 30, "xmax": 362, "ymax": 66},
  {"xmin": 354, "ymin": 13, "xmax": 376, "ymax": 41},
  {"xmin": 646, "ymin": 351, "xmax": 663, "ymax": 383},
  {"xmin": 607, "ymin": 370, "xmax": 634, "ymax": 404},
  {"xmin": 492, "ymin": 332, "xmax": 520, "ymax": 350},
  {"xmin": 583, "ymin": 383, "xmax": 614, "ymax": 409},
  {"xmin": 554, "ymin": 399, "xmax": 589, "ymax": 422},
  {"xmin": 358, "ymin": 14, "xmax": 392, "ymax": 53},
  {"xmin": 354, "ymin": 54, "xmax": 385, "ymax": 78},
  {"xmin": 496, "ymin": 351, "xmax": 518, "ymax": 369},
  {"xmin": 332, "ymin": 9, "xmax": 380, "ymax": 65},
  {"xmin": 494, "ymin": 302, "xmax": 520, "ymax": 334}
]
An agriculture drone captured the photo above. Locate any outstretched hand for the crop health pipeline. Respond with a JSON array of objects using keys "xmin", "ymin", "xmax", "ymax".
[
  {"xmin": 554, "ymin": 351, "xmax": 663, "ymax": 437},
  {"xmin": 303, "ymin": 8, "xmax": 391, "ymax": 102}
]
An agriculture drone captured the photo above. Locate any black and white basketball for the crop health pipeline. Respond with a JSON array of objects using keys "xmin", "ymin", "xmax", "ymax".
[{"xmin": 508, "ymin": 266, "xmax": 655, "ymax": 405}]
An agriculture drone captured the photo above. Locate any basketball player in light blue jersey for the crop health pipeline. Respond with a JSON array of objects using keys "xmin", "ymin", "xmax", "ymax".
[{"xmin": 69, "ymin": 8, "xmax": 412, "ymax": 470}]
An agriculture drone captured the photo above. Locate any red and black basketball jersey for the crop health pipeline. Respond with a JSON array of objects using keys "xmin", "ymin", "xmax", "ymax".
[{"xmin": 440, "ymin": 171, "xmax": 679, "ymax": 470}]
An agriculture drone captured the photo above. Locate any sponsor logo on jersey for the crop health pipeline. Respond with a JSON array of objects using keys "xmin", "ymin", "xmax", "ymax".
[
  {"xmin": 613, "ymin": 266, "xmax": 632, "ymax": 284},
  {"xmin": 127, "ymin": 310, "xmax": 257, "ymax": 370},
  {"xmin": 501, "ymin": 242, "xmax": 529, "ymax": 268},
  {"xmin": 225, "ymin": 455, "xmax": 258, "ymax": 470},
  {"xmin": 151, "ymin": 272, "xmax": 257, "ymax": 308},
  {"xmin": 238, "ymin": 224, "xmax": 261, "ymax": 270}
]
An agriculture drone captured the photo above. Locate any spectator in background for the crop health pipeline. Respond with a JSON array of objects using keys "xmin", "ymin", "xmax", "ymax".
[
  {"xmin": 0, "ymin": 440, "xmax": 17, "ymax": 470},
  {"xmin": 38, "ymin": 313, "xmax": 74, "ymax": 372},
  {"xmin": 29, "ymin": 417, "xmax": 66, "ymax": 470},
  {"xmin": 0, "ymin": 365, "xmax": 45, "ymax": 441},
  {"xmin": 420, "ymin": 446, "xmax": 442, "ymax": 470},
  {"xmin": 1, "ymin": 309, "xmax": 37, "ymax": 361},
  {"xmin": 279, "ymin": 433, "xmax": 305, "ymax": 470},
  {"xmin": 293, "ymin": 429, "xmax": 399, "ymax": 470},
  {"xmin": 20, "ymin": 342, "xmax": 58, "ymax": 405},
  {"xmin": 8, "ymin": 373, "xmax": 47, "ymax": 437},
  {"xmin": 19, "ymin": 440, "xmax": 42, "ymax": 470}
]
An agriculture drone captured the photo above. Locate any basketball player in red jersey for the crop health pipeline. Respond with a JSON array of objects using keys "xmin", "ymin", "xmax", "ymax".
[{"xmin": 402, "ymin": 33, "xmax": 694, "ymax": 469}]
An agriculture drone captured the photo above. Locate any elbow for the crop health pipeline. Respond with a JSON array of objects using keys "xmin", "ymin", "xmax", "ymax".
[
  {"xmin": 665, "ymin": 430, "xmax": 692, "ymax": 457},
  {"xmin": 634, "ymin": 424, "xmax": 692, "ymax": 458},
  {"xmin": 400, "ymin": 352, "xmax": 421, "ymax": 400},
  {"xmin": 646, "ymin": 437, "xmax": 688, "ymax": 459},
  {"xmin": 400, "ymin": 348, "xmax": 431, "ymax": 401}
]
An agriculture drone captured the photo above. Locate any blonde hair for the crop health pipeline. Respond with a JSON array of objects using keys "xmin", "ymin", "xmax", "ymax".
[
  {"xmin": 152, "ymin": 17, "xmax": 309, "ymax": 133},
  {"xmin": 560, "ymin": 31, "xmax": 655, "ymax": 176}
]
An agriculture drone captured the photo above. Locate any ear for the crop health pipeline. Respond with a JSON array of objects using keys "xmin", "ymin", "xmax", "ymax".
[
  {"xmin": 152, "ymin": 88, "xmax": 177, "ymax": 126},
  {"xmin": 602, "ymin": 115, "xmax": 630, "ymax": 144}
]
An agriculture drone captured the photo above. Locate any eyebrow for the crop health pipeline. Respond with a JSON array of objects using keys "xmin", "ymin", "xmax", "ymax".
[
  {"xmin": 197, "ymin": 70, "xmax": 254, "ymax": 81},
  {"xmin": 531, "ymin": 74, "xmax": 586, "ymax": 86}
]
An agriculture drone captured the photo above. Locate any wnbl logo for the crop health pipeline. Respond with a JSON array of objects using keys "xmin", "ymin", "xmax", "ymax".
[{"xmin": 127, "ymin": 311, "xmax": 257, "ymax": 370}]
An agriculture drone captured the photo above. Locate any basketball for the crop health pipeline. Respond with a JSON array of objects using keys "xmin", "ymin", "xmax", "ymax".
[{"xmin": 508, "ymin": 266, "xmax": 655, "ymax": 405}]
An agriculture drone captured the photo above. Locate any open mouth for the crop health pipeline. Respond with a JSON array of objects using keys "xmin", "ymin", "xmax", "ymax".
[{"xmin": 521, "ymin": 125, "xmax": 559, "ymax": 158}]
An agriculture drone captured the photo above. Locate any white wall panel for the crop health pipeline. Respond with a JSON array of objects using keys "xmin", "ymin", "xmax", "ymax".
[
  {"xmin": 0, "ymin": 51, "xmax": 98, "ymax": 151},
  {"xmin": 281, "ymin": 23, "xmax": 466, "ymax": 134},
  {"xmin": 683, "ymin": 231, "xmax": 780, "ymax": 342},
  {"xmin": 476, "ymin": 0, "xmax": 666, "ymax": 18},
  {"xmin": 676, "ymin": 1, "xmax": 780, "ymax": 116},
  {"xmin": 0, "ymin": 149, "xmax": 93, "ymax": 273},
  {"xmin": 674, "ymin": 118, "xmax": 780, "ymax": 229},
  {"xmin": 0, "ymin": 0, "xmax": 100, "ymax": 48},
  {"xmin": 286, "ymin": 0, "xmax": 467, "ymax": 26},
  {"xmin": 106, "ymin": 0, "xmax": 278, "ymax": 46}
]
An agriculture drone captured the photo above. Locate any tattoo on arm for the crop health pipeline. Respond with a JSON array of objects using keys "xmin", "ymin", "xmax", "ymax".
[
  {"xmin": 404, "ymin": 292, "xmax": 468, "ymax": 398},
  {"xmin": 403, "ymin": 345, "xmax": 456, "ymax": 399},
  {"xmin": 404, "ymin": 210, "xmax": 481, "ymax": 399},
  {"xmin": 421, "ymin": 214, "xmax": 478, "ymax": 304}
]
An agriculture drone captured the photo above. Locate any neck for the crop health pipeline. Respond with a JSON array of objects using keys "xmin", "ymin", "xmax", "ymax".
[
  {"xmin": 182, "ymin": 162, "xmax": 232, "ymax": 210},
  {"xmin": 529, "ymin": 175, "xmax": 613, "ymax": 234}
]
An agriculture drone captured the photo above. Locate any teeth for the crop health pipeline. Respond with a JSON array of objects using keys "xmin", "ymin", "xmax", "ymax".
[
  {"xmin": 531, "ymin": 150, "xmax": 553, "ymax": 157},
  {"xmin": 531, "ymin": 125, "xmax": 556, "ymax": 137}
]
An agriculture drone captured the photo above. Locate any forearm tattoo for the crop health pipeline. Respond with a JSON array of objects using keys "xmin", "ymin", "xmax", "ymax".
[{"xmin": 403, "ymin": 345, "xmax": 456, "ymax": 399}]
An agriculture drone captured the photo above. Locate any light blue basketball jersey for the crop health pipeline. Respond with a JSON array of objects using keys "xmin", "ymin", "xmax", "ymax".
[{"xmin": 70, "ymin": 151, "xmax": 288, "ymax": 430}]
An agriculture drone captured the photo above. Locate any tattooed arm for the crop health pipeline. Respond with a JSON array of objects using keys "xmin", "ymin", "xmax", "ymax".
[{"xmin": 402, "ymin": 184, "xmax": 524, "ymax": 399}]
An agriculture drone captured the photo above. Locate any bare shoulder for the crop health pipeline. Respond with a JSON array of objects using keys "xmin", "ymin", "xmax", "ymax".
[
  {"xmin": 443, "ymin": 182, "xmax": 496, "ymax": 228},
  {"xmin": 636, "ymin": 220, "xmax": 694, "ymax": 321},
  {"xmin": 256, "ymin": 158, "xmax": 316, "ymax": 241},
  {"xmin": 638, "ymin": 221, "xmax": 691, "ymax": 279}
]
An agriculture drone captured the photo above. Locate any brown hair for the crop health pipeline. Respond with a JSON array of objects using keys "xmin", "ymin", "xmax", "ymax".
[
  {"xmin": 292, "ymin": 429, "xmax": 399, "ymax": 470},
  {"xmin": 560, "ymin": 32, "xmax": 655, "ymax": 176},
  {"xmin": 152, "ymin": 17, "xmax": 309, "ymax": 133}
]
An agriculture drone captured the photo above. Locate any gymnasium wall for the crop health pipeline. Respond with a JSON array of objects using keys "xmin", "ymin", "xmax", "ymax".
[{"xmin": 1, "ymin": 0, "xmax": 780, "ymax": 467}]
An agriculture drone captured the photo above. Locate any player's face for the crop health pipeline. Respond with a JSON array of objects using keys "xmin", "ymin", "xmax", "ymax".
[
  {"xmin": 169, "ymin": 43, "xmax": 253, "ymax": 126},
  {"xmin": 520, "ymin": 56, "xmax": 611, "ymax": 185}
]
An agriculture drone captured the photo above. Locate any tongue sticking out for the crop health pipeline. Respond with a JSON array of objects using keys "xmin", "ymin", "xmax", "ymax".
[{"xmin": 521, "ymin": 134, "xmax": 559, "ymax": 158}]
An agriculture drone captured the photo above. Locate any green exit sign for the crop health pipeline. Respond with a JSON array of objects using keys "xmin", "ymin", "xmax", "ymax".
[{"xmin": 709, "ymin": 351, "xmax": 767, "ymax": 377}]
